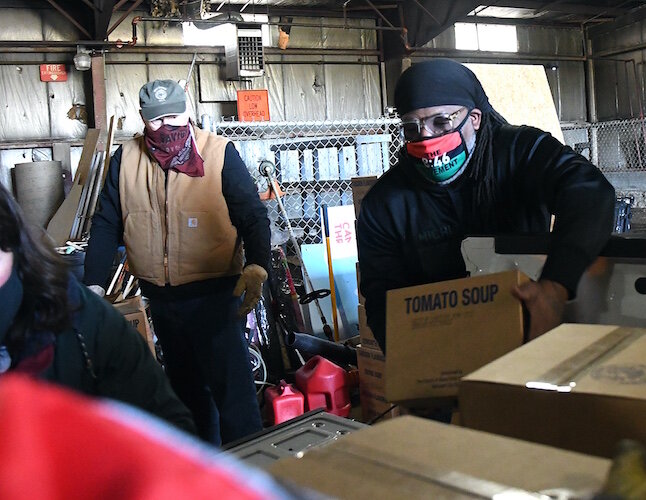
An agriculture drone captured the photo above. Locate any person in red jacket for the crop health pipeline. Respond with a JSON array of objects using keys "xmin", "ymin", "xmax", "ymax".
[{"xmin": 0, "ymin": 375, "xmax": 295, "ymax": 500}]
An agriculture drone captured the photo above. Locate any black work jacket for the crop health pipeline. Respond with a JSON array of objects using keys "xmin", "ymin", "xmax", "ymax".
[{"xmin": 357, "ymin": 124, "xmax": 616, "ymax": 352}]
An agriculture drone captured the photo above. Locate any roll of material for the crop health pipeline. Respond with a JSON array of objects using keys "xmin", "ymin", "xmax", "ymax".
[
  {"xmin": 286, "ymin": 331, "xmax": 357, "ymax": 367},
  {"xmin": 14, "ymin": 161, "xmax": 64, "ymax": 229}
]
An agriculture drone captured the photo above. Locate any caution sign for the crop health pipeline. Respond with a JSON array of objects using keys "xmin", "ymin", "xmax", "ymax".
[
  {"xmin": 39, "ymin": 64, "xmax": 68, "ymax": 82},
  {"xmin": 236, "ymin": 89, "xmax": 270, "ymax": 122}
]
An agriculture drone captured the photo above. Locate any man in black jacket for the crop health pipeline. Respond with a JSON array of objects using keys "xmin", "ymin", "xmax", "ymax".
[
  {"xmin": 357, "ymin": 59, "xmax": 615, "ymax": 354},
  {"xmin": 84, "ymin": 80, "xmax": 270, "ymax": 446}
]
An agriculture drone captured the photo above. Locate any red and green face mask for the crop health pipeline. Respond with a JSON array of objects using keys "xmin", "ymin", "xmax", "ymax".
[{"xmin": 405, "ymin": 115, "xmax": 473, "ymax": 183}]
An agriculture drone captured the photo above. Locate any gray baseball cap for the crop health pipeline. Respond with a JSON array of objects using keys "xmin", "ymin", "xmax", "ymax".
[{"xmin": 139, "ymin": 79, "xmax": 186, "ymax": 121}]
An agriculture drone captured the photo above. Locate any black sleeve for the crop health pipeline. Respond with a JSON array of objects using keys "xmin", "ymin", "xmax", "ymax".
[
  {"xmin": 221, "ymin": 142, "xmax": 271, "ymax": 271},
  {"xmin": 83, "ymin": 146, "xmax": 124, "ymax": 288},
  {"xmin": 510, "ymin": 127, "xmax": 616, "ymax": 296},
  {"xmin": 356, "ymin": 194, "xmax": 411, "ymax": 353}
]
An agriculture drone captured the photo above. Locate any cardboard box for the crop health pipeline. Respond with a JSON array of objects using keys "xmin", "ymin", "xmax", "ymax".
[
  {"xmin": 460, "ymin": 323, "xmax": 646, "ymax": 458},
  {"xmin": 268, "ymin": 415, "xmax": 610, "ymax": 498},
  {"xmin": 357, "ymin": 304, "xmax": 380, "ymax": 352},
  {"xmin": 350, "ymin": 175, "xmax": 378, "ymax": 218},
  {"xmin": 113, "ymin": 296, "xmax": 156, "ymax": 355},
  {"xmin": 386, "ymin": 270, "xmax": 528, "ymax": 405},
  {"xmin": 356, "ymin": 346, "xmax": 400, "ymax": 423}
]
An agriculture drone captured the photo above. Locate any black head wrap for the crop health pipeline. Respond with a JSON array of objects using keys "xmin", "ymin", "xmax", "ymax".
[{"xmin": 394, "ymin": 59, "xmax": 495, "ymax": 116}]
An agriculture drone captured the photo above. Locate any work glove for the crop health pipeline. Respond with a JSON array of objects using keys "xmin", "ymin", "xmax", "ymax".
[
  {"xmin": 88, "ymin": 285, "xmax": 106, "ymax": 297},
  {"xmin": 233, "ymin": 264, "xmax": 268, "ymax": 317}
]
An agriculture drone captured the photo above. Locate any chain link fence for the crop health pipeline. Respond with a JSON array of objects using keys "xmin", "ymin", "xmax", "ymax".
[
  {"xmin": 562, "ymin": 118, "xmax": 646, "ymax": 207},
  {"xmin": 206, "ymin": 118, "xmax": 403, "ymax": 245},
  {"xmin": 205, "ymin": 116, "xmax": 644, "ymax": 242}
]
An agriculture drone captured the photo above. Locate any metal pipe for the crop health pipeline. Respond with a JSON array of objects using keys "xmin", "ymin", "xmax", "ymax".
[
  {"xmin": 132, "ymin": 15, "xmax": 402, "ymax": 31},
  {"xmin": 408, "ymin": 48, "xmax": 586, "ymax": 62}
]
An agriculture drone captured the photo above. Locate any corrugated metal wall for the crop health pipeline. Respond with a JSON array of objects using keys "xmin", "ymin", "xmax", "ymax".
[
  {"xmin": 418, "ymin": 24, "xmax": 587, "ymax": 123},
  {"xmin": 0, "ymin": 7, "xmax": 380, "ymax": 187},
  {"xmin": 0, "ymin": 8, "xmax": 380, "ymax": 141},
  {"xmin": 589, "ymin": 13, "xmax": 646, "ymax": 121}
]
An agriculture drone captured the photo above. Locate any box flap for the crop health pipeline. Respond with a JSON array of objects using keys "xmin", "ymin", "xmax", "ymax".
[
  {"xmin": 463, "ymin": 324, "xmax": 646, "ymax": 399},
  {"xmin": 268, "ymin": 416, "xmax": 609, "ymax": 498}
]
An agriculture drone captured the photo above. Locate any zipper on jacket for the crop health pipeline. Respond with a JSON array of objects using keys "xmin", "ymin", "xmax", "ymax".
[{"xmin": 164, "ymin": 172, "xmax": 170, "ymax": 284}]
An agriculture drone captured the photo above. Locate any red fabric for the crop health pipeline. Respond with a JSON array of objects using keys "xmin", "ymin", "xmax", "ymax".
[
  {"xmin": 406, "ymin": 131, "xmax": 462, "ymax": 160},
  {"xmin": 0, "ymin": 375, "xmax": 276, "ymax": 500},
  {"xmin": 12, "ymin": 344, "xmax": 54, "ymax": 376},
  {"xmin": 144, "ymin": 124, "xmax": 205, "ymax": 177}
]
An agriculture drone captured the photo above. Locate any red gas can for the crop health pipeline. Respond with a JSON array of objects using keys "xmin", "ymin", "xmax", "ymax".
[
  {"xmin": 264, "ymin": 380, "xmax": 305, "ymax": 426},
  {"xmin": 294, "ymin": 355, "xmax": 351, "ymax": 417}
]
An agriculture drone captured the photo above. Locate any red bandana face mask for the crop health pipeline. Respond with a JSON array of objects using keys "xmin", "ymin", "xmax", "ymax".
[{"xmin": 144, "ymin": 124, "xmax": 205, "ymax": 177}]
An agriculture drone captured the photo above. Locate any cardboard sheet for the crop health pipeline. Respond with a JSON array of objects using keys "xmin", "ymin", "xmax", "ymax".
[{"xmin": 467, "ymin": 63, "xmax": 565, "ymax": 144}]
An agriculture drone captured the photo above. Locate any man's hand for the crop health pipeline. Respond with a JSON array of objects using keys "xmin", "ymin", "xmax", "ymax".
[
  {"xmin": 511, "ymin": 279, "xmax": 568, "ymax": 342},
  {"xmin": 233, "ymin": 264, "xmax": 268, "ymax": 317}
]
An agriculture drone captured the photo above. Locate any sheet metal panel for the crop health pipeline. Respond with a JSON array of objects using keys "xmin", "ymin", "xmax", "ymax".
[
  {"xmin": 595, "ymin": 60, "xmax": 618, "ymax": 121},
  {"xmin": 105, "ymin": 65, "xmax": 148, "ymax": 137},
  {"xmin": 0, "ymin": 65, "xmax": 49, "ymax": 141},
  {"xmin": 324, "ymin": 64, "xmax": 368, "ymax": 120},
  {"xmin": 282, "ymin": 64, "xmax": 326, "ymax": 120}
]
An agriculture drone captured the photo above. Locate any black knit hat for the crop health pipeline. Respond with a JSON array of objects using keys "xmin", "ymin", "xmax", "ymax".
[{"xmin": 394, "ymin": 59, "xmax": 495, "ymax": 116}]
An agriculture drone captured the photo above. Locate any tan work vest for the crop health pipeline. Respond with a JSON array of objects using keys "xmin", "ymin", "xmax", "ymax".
[{"xmin": 119, "ymin": 127, "xmax": 244, "ymax": 286}]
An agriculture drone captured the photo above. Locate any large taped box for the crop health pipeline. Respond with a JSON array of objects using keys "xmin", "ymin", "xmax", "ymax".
[
  {"xmin": 113, "ymin": 296, "xmax": 156, "ymax": 356},
  {"xmin": 268, "ymin": 415, "xmax": 609, "ymax": 498},
  {"xmin": 386, "ymin": 270, "xmax": 528, "ymax": 405},
  {"xmin": 460, "ymin": 323, "xmax": 646, "ymax": 458}
]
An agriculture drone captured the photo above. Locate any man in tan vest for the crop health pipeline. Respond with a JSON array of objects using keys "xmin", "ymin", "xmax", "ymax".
[{"xmin": 84, "ymin": 79, "xmax": 270, "ymax": 446}]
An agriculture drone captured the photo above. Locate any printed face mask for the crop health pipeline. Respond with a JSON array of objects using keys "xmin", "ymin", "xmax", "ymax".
[{"xmin": 405, "ymin": 113, "xmax": 475, "ymax": 184}]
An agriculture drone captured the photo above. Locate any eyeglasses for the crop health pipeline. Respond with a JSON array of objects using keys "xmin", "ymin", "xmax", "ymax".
[{"xmin": 401, "ymin": 108, "xmax": 468, "ymax": 140}]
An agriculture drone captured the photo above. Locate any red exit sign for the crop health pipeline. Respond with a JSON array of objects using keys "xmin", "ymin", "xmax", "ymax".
[{"xmin": 40, "ymin": 64, "xmax": 68, "ymax": 82}]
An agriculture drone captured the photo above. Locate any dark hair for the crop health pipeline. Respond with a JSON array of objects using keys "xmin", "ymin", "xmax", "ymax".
[
  {"xmin": 0, "ymin": 183, "xmax": 70, "ymax": 334},
  {"xmin": 469, "ymin": 108, "xmax": 507, "ymax": 207}
]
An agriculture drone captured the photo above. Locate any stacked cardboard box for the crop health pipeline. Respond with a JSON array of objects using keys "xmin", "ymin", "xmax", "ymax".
[
  {"xmin": 268, "ymin": 415, "xmax": 610, "ymax": 498},
  {"xmin": 460, "ymin": 323, "xmax": 646, "ymax": 458},
  {"xmin": 113, "ymin": 296, "xmax": 156, "ymax": 356}
]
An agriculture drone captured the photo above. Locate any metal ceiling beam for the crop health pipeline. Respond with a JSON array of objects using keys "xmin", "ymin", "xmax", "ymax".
[
  {"xmin": 43, "ymin": 0, "xmax": 92, "ymax": 38},
  {"xmin": 94, "ymin": 0, "xmax": 117, "ymax": 39},
  {"xmin": 534, "ymin": 0, "xmax": 568, "ymax": 15},
  {"xmin": 482, "ymin": 0, "xmax": 624, "ymax": 17},
  {"xmin": 582, "ymin": 0, "xmax": 636, "ymax": 25},
  {"xmin": 107, "ymin": 0, "xmax": 143, "ymax": 36}
]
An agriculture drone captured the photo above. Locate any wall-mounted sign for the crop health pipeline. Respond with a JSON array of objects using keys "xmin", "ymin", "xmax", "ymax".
[
  {"xmin": 40, "ymin": 64, "xmax": 68, "ymax": 82},
  {"xmin": 236, "ymin": 89, "xmax": 270, "ymax": 122}
]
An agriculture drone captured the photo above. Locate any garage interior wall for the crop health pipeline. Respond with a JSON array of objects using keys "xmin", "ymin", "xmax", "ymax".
[{"xmin": 0, "ymin": 6, "xmax": 381, "ymax": 188}]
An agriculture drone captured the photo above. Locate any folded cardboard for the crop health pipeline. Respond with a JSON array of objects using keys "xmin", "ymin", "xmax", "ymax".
[
  {"xmin": 386, "ymin": 270, "xmax": 528, "ymax": 405},
  {"xmin": 460, "ymin": 323, "xmax": 646, "ymax": 458},
  {"xmin": 350, "ymin": 175, "xmax": 378, "ymax": 219},
  {"xmin": 113, "ymin": 296, "xmax": 156, "ymax": 355},
  {"xmin": 268, "ymin": 415, "xmax": 609, "ymax": 499}
]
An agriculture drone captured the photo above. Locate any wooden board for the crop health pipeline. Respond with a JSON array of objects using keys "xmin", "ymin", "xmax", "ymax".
[
  {"xmin": 46, "ymin": 129, "xmax": 100, "ymax": 245},
  {"xmin": 466, "ymin": 64, "xmax": 565, "ymax": 144}
]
